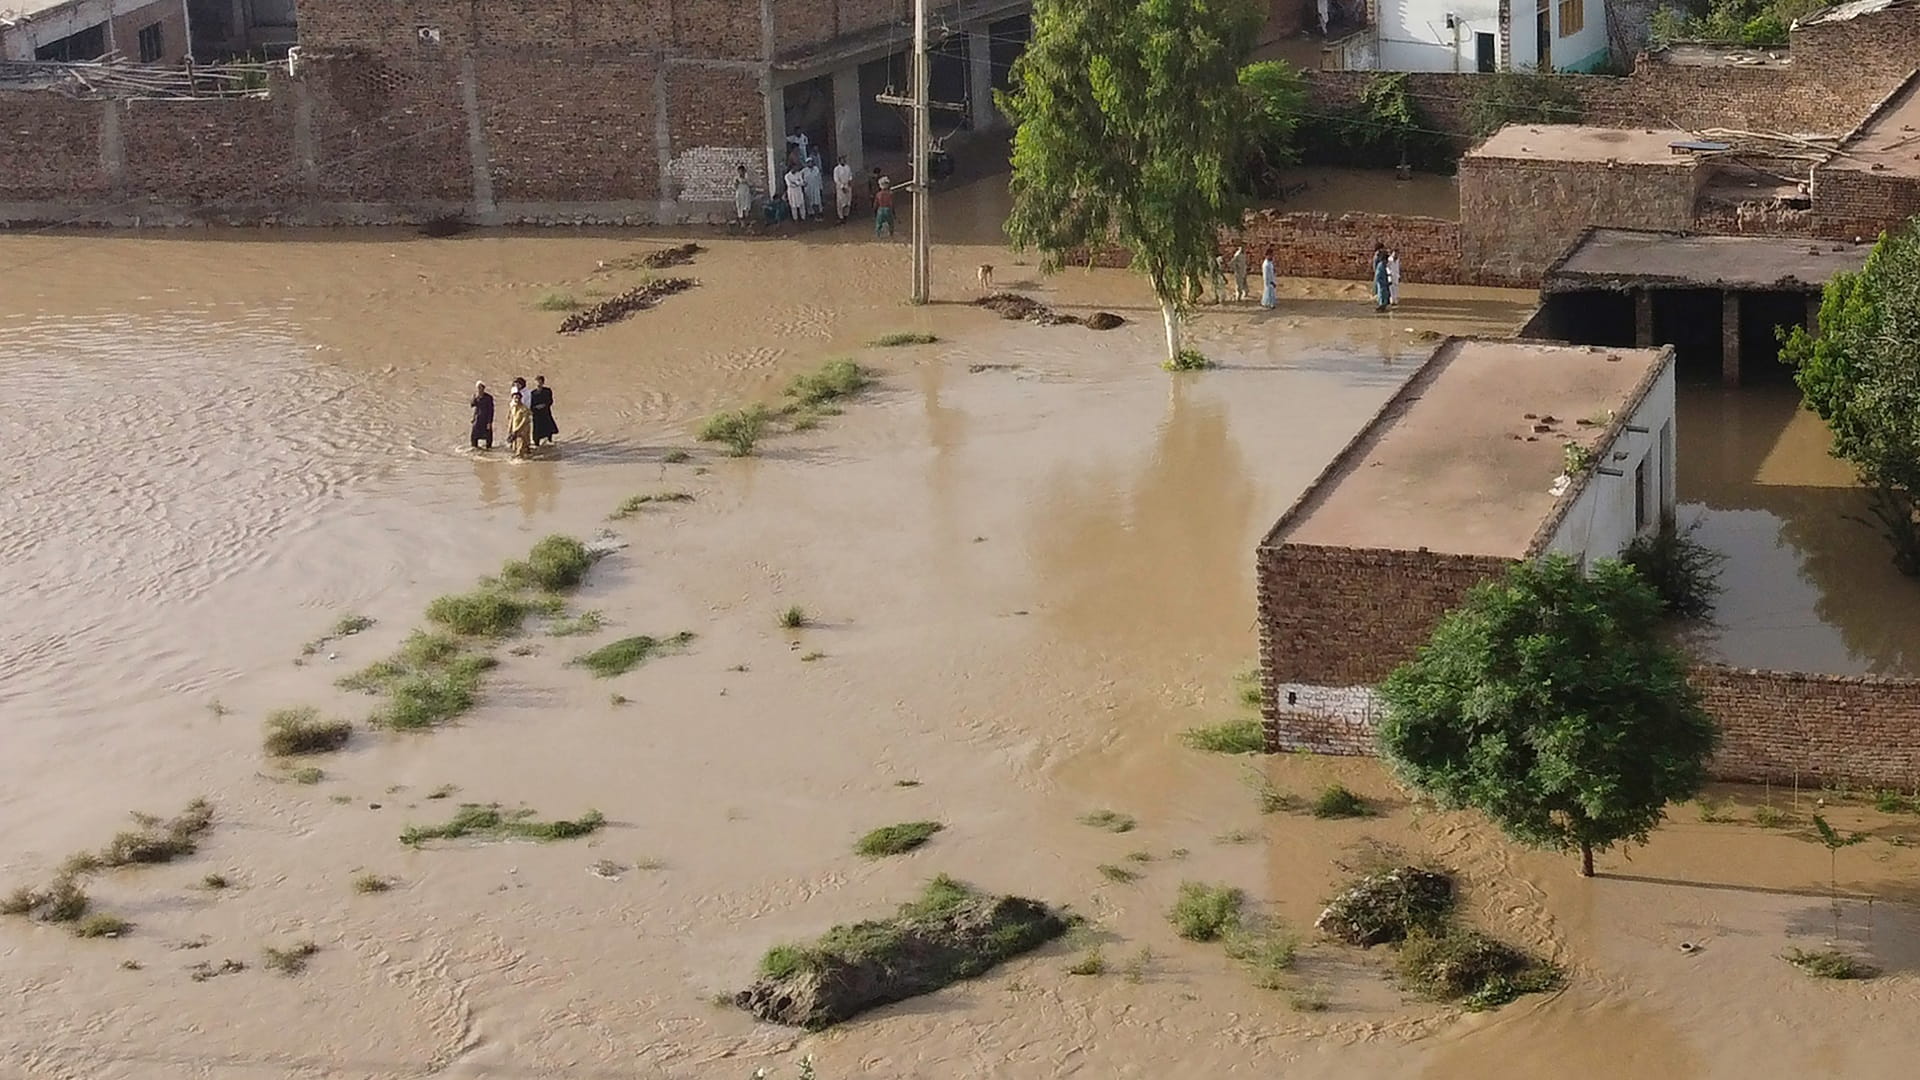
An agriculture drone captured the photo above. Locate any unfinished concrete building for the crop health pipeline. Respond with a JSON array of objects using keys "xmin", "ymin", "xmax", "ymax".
[{"xmin": 1529, "ymin": 229, "xmax": 1870, "ymax": 386}]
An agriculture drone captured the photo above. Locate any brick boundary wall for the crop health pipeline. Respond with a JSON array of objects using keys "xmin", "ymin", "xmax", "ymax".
[{"xmin": 1692, "ymin": 665, "xmax": 1920, "ymax": 786}]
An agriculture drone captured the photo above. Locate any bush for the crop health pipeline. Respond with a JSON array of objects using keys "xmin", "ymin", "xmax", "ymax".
[
  {"xmin": 263, "ymin": 941, "xmax": 320, "ymax": 975},
  {"xmin": 262, "ymin": 707, "xmax": 352, "ymax": 756},
  {"xmin": 1396, "ymin": 927, "xmax": 1558, "ymax": 1009},
  {"xmin": 376, "ymin": 664, "xmax": 485, "ymax": 730},
  {"xmin": 501, "ymin": 535, "xmax": 593, "ymax": 593},
  {"xmin": 1163, "ymin": 349, "xmax": 1214, "ymax": 372},
  {"xmin": 1742, "ymin": 11, "xmax": 1788, "ymax": 43},
  {"xmin": 698, "ymin": 405, "xmax": 773, "ymax": 457},
  {"xmin": 1294, "ymin": 72, "xmax": 1455, "ymax": 173},
  {"xmin": 871, "ymin": 331, "xmax": 938, "ymax": 347},
  {"xmin": 1311, "ymin": 783, "xmax": 1374, "ymax": 819},
  {"xmin": 98, "ymin": 799, "xmax": 214, "ymax": 868},
  {"xmin": 855, "ymin": 820, "xmax": 944, "ymax": 857},
  {"xmin": 1464, "ymin": 71, "xmax": 1584, "ymax": 137},
  {"xmin": 1078, "ymin": 809, "xmax": 1137, "ymax": 833},
  {"xmin": 1168, "ymin": 882, "xmax": 1245, "ymax": 941},
  {"xmin": 1784, "ymin": 946, "xmax": 1878, "ymax": 979},
  {"xmin": 1223, "ymin": 920, "xmax": 1298, "ymax": 989},
  {"xmin": 785, "ymin": 360, "xmax": 872, "ymax": 409},
  {"xmin": 1622, "ymin": 524, "xmax": 1726, "ymax": 620},
  {"xmin": 72, "ymin": 913, "xmax": 131, "ymax": 939},
  {"xmin": 400, "ymin": 804, "xmax": 605, "ymax": 846},
  {"xmin": 426, "ymin": 589, "xmax": 532, "ymax": 637},
  {"xmin": 1180, "ymin": 719, "xmax": 1265, "ymax": 754},
  {"xmin": 572, "ymin": 631, "xmax": 695, "ymax": 677}
]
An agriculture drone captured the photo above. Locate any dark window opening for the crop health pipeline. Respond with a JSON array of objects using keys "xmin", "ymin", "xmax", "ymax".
[
  {"xmin": 1476, "ymin": 32, "xmax": 1497, "ymax": 72},
  {"xmin": 34, "ymin": 22, "xmax": 106, "ymax": 61},
  {"xmin": 138, "ymin": 21, "xmax": 165, "ymax": 63},
  {"xmin": 1537, "ymin": 290, "xmax": 1635, "ymax": 347},
  {"xmin": 1734, "ymin": 289, "xmax": 1807, "ymax": 386},
  {"xmin": 1651, "ymin": 289, "xmax": 1724, "ymax": 380},
  {"xmin": 1635, "ymin": 457, "xmax": 1650, "ymax": 533}
]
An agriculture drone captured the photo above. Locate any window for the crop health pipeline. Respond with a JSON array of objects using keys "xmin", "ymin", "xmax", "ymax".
[
  {"xmin": 1634, "ymin": 456, "xmax": 1650, "ymax": 533},
  {"xmin": 1476, "ymin": 32, "xmax": 1496, "ymax": 73},
  {"xmin": 137, "ymin": 21, "xmax": 164, "ymax": 62},
  {"xmin": 1559, "ymin": 0, "xmax": 1585, "ymax": 37}
]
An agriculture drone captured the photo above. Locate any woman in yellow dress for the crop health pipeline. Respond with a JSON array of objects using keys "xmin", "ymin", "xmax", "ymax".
[{"xmin": 506, "ymin": 377, "xmax": 534, "ymax": 458}]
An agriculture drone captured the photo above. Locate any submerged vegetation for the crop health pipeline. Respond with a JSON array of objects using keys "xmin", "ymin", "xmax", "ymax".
[
  {"xmin": 871, "ymin": 331, "xmax": 939, "ymax": 347},
  {"xmin": 262, "ymin": 707, "xmax": 352, "ymax": 756},
  {"xmin": 854, "ymin": 820, "xmax": 944, "ymax": 857},
  {"xmin": 1622, "ymin": 524, "xmax": 1726, "ymax": 619},
  {"xmin": 400, "ymin": 804, "xmax": 606, "ymax": 847},
  {"xmin": 1181, "ymin": 719, "xmax": 1264, "ymax": 754},
  {"xmin": 572, "ymin": 631, "xmax": 696, "ymax": 677},
  {"xmin": 1077, "ymin": 809, "xmax": 1137, "ymax": 833},
  {"xmin": 1168, "ymin": 882, "xmax": 1244, "ymax": 942},
  {"xmin": 1784, "ymin": 946, "xmax": 1878, "ymax": 980},
  {"xmin": 3, "ymin": 799, "xmax": 213, "ymax": 938},
  {"xmin": 699, "ymin": 360, "xmax": 876, "ymax": 456},
  {"xmin": 737, "ymin": 874, "xmax": 1068, "ymax": 1028},
  {"xmin": 263, "ymin": 940, "xmax": 320, "ymax": 975}
]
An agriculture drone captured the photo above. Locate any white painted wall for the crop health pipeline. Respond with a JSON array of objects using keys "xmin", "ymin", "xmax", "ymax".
[
  {"xmin": 1541, "ymin": 357, "xmax": 1678, "ymax": 566},
  {"xmin": 1376, "ymin": 0, "xmax": 1504, "ymax": 71},
  {"xmin": 1507, "ymin": 0, "xmax": 1611, "ymax": 71}
]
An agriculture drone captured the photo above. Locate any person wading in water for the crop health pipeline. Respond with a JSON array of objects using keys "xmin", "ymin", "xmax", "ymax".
[
  {"xmin": 506, "ymin": 377, "xmax": 534, "ymax": 459},
  {"xmin": 530, "ymin": 375, "xmax": 558, "ymax": 447},
  {"xmin": 470, "ymin": 381, "xmax": 495, "ymax": 450}
]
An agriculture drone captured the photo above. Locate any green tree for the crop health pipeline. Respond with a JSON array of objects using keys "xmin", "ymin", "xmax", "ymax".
[
  {"xmin": 1377, "ymin": 556, "xmax": 1719, "ymax": 877},
  {"xmin": 1239, "ymin": 59, "xmax": 1306, "ymax": 189},
  {"xmin": 1779, "ymin": 224, "xmax": 1920, "ymax": 576},
  {"xmin": 1000, "ymin": 0, "xmax": 1266, "ymax": 367}
]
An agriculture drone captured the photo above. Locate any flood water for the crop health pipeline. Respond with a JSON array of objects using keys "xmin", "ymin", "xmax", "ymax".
[
  {"xmin": 3, "ymin": 188, "xmax": 1920, "ymax": 1080},
  {"xmin": 1266, "ymin": 166, "xmax": 1462, "ymax": 220},
  {"xmin": 1676, "ymin": 383, "xmax": 1920, "ymax": 676}
]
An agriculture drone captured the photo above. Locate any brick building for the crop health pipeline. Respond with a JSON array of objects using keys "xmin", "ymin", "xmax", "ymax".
[{"xmin": 1, "ymin": 0, "xmax": 189, "ymax": 63}]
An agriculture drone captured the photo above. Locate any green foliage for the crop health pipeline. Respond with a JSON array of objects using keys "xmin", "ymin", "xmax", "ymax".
[
  {"xmin": 72, "ymin": 913, "xmax": 131, "ymax": 938},
  {"xmin": 1464, "ymin": 71, "xmax": 1584, "ymax": 136},
  {"xmin": 778, "ymin": 605, "xmax": 809, "ymax": 629},
  {"xmin": 426, "ymin": 589, "xmax": 534, "ymax": 637},
  {"xmin": 1562, "ymin": 441, "xmax": 1597, "ymax": 476},
  {"xmin": 1180, "ymin": 718, "xmax": 1265, "ymax": 754},
  {"xmin": 1780, "ymin": 224, "xmax": 1920, "ymax": 575},
  {"xmin": 1651, "ymin": 0, "xmax": 1811, "ymax": 45},
  {"xmin": 263, "ymin": 940, "xmax": 319, "ymax": 975},
  {"xmin": 1294, "ymin": 72, "xmax": 1455, "ymax": 173},
  {"xmin": 1378, "ymin": 555, "xmax": 1719, "ymax": 875},
  {"xmin": 547, "ymin": 609, "xmax": 606, "ymax": 636},
  {"xmin": 855, "ymin": 820, "xmax": 944, "ymax": 857},
  {"xmin": 502, "ymin": 535, "xmax": 593, "ymax": 593},
  {"xmin": 375, "ymin": 655, "xmax": 494, "ymax": 730},
  {"xmin": 1, "ymin": 877, "xmax": 89, "ymax": 922},
  {"xmin": 871, "ymin": 331, "xmax": 939, "ymax": 347},
  {"xmin": 699, "ymin": 405, "xmax": 773, "ymax": 456},
  {"xmin": 400, "ymin": 804, "xmax": 606, "ymax": 846},
  {"xmin": 1310, "ymin": 784, "xmax": 1374, "ymax": 819},
  {"xmin": 262, "ymin": 707, "xmax": 352, "ymax": 756},
  {"xmin": 1622, "ymin": 524, "xmax": 1727, "ymax": 619},
  {"xmin": 1222, "ymin": 919, "xmax": 1298, "ymax": 989},
  {"xmin": 572, "ymin": 631, "xmax": 695, "ymax": 677},
  {"xmin": 1396, "ymin": 927, "xmax": 1560, "ymax": 1009},
  {"xmin": 353, "ymin": 873, "xmax": 394, "ymax": 894},
  {"xmin": 785, "ymin": 360, "xmax": 872, "ymax": 409},
  {"xmin": 535, "ymin": 291, "xmax": 582, "ymax": 311},
  {"xmin": 1163, "ymin": 349, "xmax": 1215, "ymax": 372},
  {"xmin": 99, "ymin": 799, "xmax": 214, "ymax": 868},
  {"xmin": 1001, "ymin": 0, "xmax": 1265, "ymax": 361},
  {"xmin": 1168, "ymin": 881, "xmax": 1245, "ymax": 941},
  {"xmin": 1784, "ymin": 946, "xmax": 1877, "ymax": 979},
  {"xmin": 1239, "ymin": 59, "xmax": 1307, "ymax": 184},
  {"xmin": 1066, "ymin": 947, "xmax": 1107, "ymax": 975}
]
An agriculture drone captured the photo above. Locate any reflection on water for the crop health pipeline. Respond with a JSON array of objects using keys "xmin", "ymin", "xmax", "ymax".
[{"xmin": 1677, "ymin": 384, "xmax": 1920, "ymax": 676}]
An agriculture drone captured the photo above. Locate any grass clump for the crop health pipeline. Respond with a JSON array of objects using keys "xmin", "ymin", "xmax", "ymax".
[
  {"xmin": 1180, "ymin": 718, "xmax": 1264, "ymax": 754},
  {"xmin": 608, "ymin": 491, "xmax": 693, "ymax": 520},
  {"xmin": 1097, "ymin": 863, "xmax": 1141, "ymax": 884},
  {"xmin": 663, "ymin": 449, "xmax": 692, "ymax": 464},
  {"xmin": 72, "ymin": 913, "xmax": 131, "ymax": 939},
  {"xmin": 2, "ymin": 877, "xmax": 90, "ymax": 923},
  {"xmin": 262, "ymin": 706, "xmax": 352, "ymax": 756},
  {"xmin": 547, "ymin": 609, "xmax": 605, "ymax": 637},
  {"xmin": 263, "ymin": 940, "xmax": 320, "ymax": 975},
  {"xmin": 1754, "ymin": 803, "xmax": 1794, "ymax": 829},
  {"xmin": 1784, "ymin": 947, "xmax": 1878, "ymax": 980},
  {"xmin": 426, "ymin": 588, "xmax": 534, "ymax": 638},
  {"xmin": 201, "ymin": 873, "xmax": 231, "ymax": 890},
  {"xmin": 1078, "ymin": 809, "xmax": 1136, "ymax": 833},
  {"xmin": 1168, "ymin": 882, "xmax": 1245, "ymax": 942},
  {"xmin": 1247, "ymin": 768, "xmax": 1302, "ymax": 814},
  {"xmin": 871, "ymin": 331, "xmax": 939, "ymax": 347},
  {"xmin": 1233, "ymin": 665, "xmax": 1263, "ymax": 709},
  {"xmin": 332, "ymin": 613, "xmax": 375, "ymax": 637},
  {"xmin": 1395, "ymin": 927, "xmax": 1559, "ymax": 1009},
  {"xmin": 572, "ymin": 631, "xmax": 695, "ymax": 677},
  {"xmin": 1224, "ymin": 920, "xmax": 1298, "ymax": 989},
  {"xmin": 99, "ymin": 799, "xmax": 214, "ymax": 868},
  {"xmin": 855, "ymin": 820, "xmax": 944, "ymax": 858},
  {"xmin": 400, "ymin": 804, "xmax": 606, "ymax": 847},
  {"xmin": 287, "ymin": 766, "xmax": 325, "ymax": 785},
  {"xmin": 1311, "ymin": 784, "xmax": 1374, "ymax": 819},
  {"xmin": 535, "ymin": 291, "xmax": 582, "ymax": 311},
  {"xmin": 785, "ymin": 359, "xmax": 872, "ymax": 409},
  {"xmin": 1697, "ymin": 794, "xmax": 1736, "ymax": 823},
  {"xmin": 1066, "ymin": 948, "xmax": 1106, "ymax": 976},
  {"xmin": 376, "ymin": 659, "xmax": 492, "ymax": 730},
  {"xmin": 778, "ymin": 605, "xmax": 809, "ymax": 629},
  {"xmin": 739, "ymin": 874, "xmax": 1068, "ymax": 1029},
  {"xmin": 353, "ymin": 873, "xmax": 394, "ymax": 894},
  {"xmin": 1163, "ymin": 349, "xmax": 1214, "ymax": 372},
  {"xmin": 1874, "ymin": 789, "xmax": 1915, "ymax": 814},
  {"xmin": 501, "ymin": 535, "xmax": 593, "ymax": 593},
  {"xmin": 699, "ymin": 404, "xmax": 773, "ymax": 457}
]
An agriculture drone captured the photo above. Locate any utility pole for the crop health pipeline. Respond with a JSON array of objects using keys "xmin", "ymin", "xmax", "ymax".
[{"xmin": 876, "ymin": 0, "xmax": 966, "ymax": 305}]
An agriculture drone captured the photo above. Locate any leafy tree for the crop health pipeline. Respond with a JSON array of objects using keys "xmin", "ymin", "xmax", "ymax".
[
  {"xmin": 1239, "ymin": 59, "xmax": 1306, "ymax": 190},
  {"xmin": 1377, "ymin": 555, "xmax": 1719, "ymax": 877},
  {"xmin": 1464, "ymin": 72, "xmax": 1585, "ymax": 137},
  {"xmin": 1779, "ymin": 224, "xmax": 1920, "ymax": 576},
  {"xmin": 1000, "ymin": 0, "xmax": 1266, "ymax": 367}
]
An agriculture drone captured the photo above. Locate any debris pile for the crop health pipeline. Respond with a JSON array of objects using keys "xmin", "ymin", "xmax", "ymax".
[
  {"xmin": 1314, "ymin": 866, "xmax": 1454, "ymax": 946},
  {"xmin": 558, "ymin": 278, "xmax": 696, "ymax": 334}
]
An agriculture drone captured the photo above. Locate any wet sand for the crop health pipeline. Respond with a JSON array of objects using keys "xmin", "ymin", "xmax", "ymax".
[{"xmin": 4, "ymin": 200, "xmax": 1920, "ymax": 1080}]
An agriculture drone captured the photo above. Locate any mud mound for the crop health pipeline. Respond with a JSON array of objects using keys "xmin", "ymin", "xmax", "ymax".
[
  {"xmin": 558, "ymin": 278, "xmax": 696, "ymax": 334},
  {"xmin": 1085, "ymin": 312, "xmax": 1125, "ymax": 331},
  {"xmin": 641, "ymin": 242, "xmax": 703, "ymax": 269},
  {"xmin": 1315, "ymin": 866, "xmax": 1453, "ymax": 946},
  {"xmin": 975, "ymin": 293, "xmax": 1079, "ymax": 326},
  {"xmin": 736, "ymin": 875, "xmax": 1068, "ymax": 1029}
]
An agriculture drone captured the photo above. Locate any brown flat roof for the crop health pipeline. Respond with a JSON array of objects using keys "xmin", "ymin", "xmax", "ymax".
[
  {"xmin": 1648, "ymin": 43, "xmax": 1791, "ymax": 67},
  {"xmin": 1545, "ymin": 229, "xmax": 1869, "ymax": 291},
  {"xmin": 1467, "ymin": 124, "xmax": 1698, "ymax": 165},
  {"xmin": 1829, "ymin": 72, "xmax": 1920, "ymax": 176},
  {"xmin": 1274, "ymin": 340, "xmax": 1668, "ymax": 558}
]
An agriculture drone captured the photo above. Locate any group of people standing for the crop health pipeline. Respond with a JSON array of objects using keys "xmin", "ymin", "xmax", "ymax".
[
  {"xmin": 1209, "ymin": 243, "xmax": 1402, "ymax": 311},
  {"xmin": 470, "ymin": 376, "xmax": 558, "ymax": 459},
  {"xmin": 731, "ymin": 130, "xmax": 897, "ymax": 238}
]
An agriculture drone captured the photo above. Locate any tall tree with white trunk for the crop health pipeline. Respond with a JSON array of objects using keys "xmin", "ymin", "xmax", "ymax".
[{"xmin": 999, "ymin": 0, "xmax": 1271, "ymax": 368}]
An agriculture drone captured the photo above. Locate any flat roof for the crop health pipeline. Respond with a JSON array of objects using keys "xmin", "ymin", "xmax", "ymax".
[
  {"xmin": 1467, "ymin": 124, "xmax": 1698, "ymax": 165},
  {"xmin": 1650, "ymin": 43, "xmax": 1791, "ymax": 67},
  {"xmin": 1545, "ymin": 229, "xmax": 1870, "ymax": 291},
  {"xmin": 1274, "ymin": 340, "xmax": 1669, "ymax": 558},
  {"xmin": 1830, "ymin": 72, "xmax": 1920, "ymax": 176}
]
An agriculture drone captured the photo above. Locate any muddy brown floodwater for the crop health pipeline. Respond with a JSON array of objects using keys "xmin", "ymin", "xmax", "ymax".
[{"xmin": 2, "ymin": 180, "xmax": 1918, "ymax": 1080}]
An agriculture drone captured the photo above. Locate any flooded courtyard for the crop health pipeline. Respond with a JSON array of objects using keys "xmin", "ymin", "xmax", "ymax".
[{"xmin": 3, "ymin": 191, "xmax": 1920, "ymax": 1080}]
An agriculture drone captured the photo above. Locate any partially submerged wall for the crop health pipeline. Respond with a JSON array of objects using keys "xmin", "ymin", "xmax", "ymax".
[{"xmin": 1459, "ymin": 155, "xmax": 1701, "ymax": 282}]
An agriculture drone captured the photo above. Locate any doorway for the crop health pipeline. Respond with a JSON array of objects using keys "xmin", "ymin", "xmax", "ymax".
[
  {"xmin": 1476, "ymin": 32, "xmax": 1497, "ymax": 72},
  {"xmin": 1535, "ymin": 0, "xmax": 1552, "ymax": 69}
]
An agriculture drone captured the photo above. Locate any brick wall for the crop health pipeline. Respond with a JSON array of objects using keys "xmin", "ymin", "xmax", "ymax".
[
  {"xmin": 302, "ymin": 53, "xmax": 469, "ymax": 205},
  {"xmin": 1227, "ymin": 210, "xmax": 1473, "ymax": 285},
  {"xmin": 110, "ymin": 0, "xmax": 188, "ymax": 64},
  {"xmin": 1811, "ymin": 167, "xmax": 1920, "ymax": 242},
  {"xmin": 1695, "ymin": 665, "xmax": 1920, "ymax": 787},
  {"xmin": 0, "ymin": 95, "xmax": 107, "ymax": 202},
  {"xmin": 667, "ymin": 64, "xmax": 765, "ymax": 203},
  {"xmin": 120, "ymin": 96, "xmax": 296, "ymax": 205},
  {"xmin": 478, "ymin": 56, "xmax": 658, "ymax": 204},
  {"xmin": 1459, "ymin": 157, "xmax": 1699, "ymax": 281}
]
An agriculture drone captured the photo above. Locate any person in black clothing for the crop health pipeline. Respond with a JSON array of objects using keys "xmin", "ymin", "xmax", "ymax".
[
  {"xmin": 470, "ymin": 381, "xmax": 495, "ymax": 449},
  {"xmin": 530, "ymin": 375, "xmax": 558, "ymax": 446}
]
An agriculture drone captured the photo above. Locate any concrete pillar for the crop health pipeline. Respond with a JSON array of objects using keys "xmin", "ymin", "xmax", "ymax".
[
  {"xmin": 458, "ymin": 56, "xmax": 498, "ymax": 223},
  {"xmin": 1633, "ymin": 288, "xmax": 1653, "ymax": 347},
  {"xmin": 832, "ymin": 65, "xmax": 863, "ymax": 174},
  {"xmin": 291, "ymin": 76, "xmax": 318, "ymax": 198},
  {"xmin": 1721, "ymin": 290, "xmax": 1742, "ymax": 388},
  {"xmin": 968, "ymin": 27, "xmax": 996, "ymax": 131},
  {"xmin": 98, "ymin": 100, "xmax": 124, "ymax": 192},
  {"xmin": 231, "ymin": 0, "xmax": 247, "ymax": 48},
  {"xmin": 763, "ymin": 75, "xmax": 785, "ymax": 196}
]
